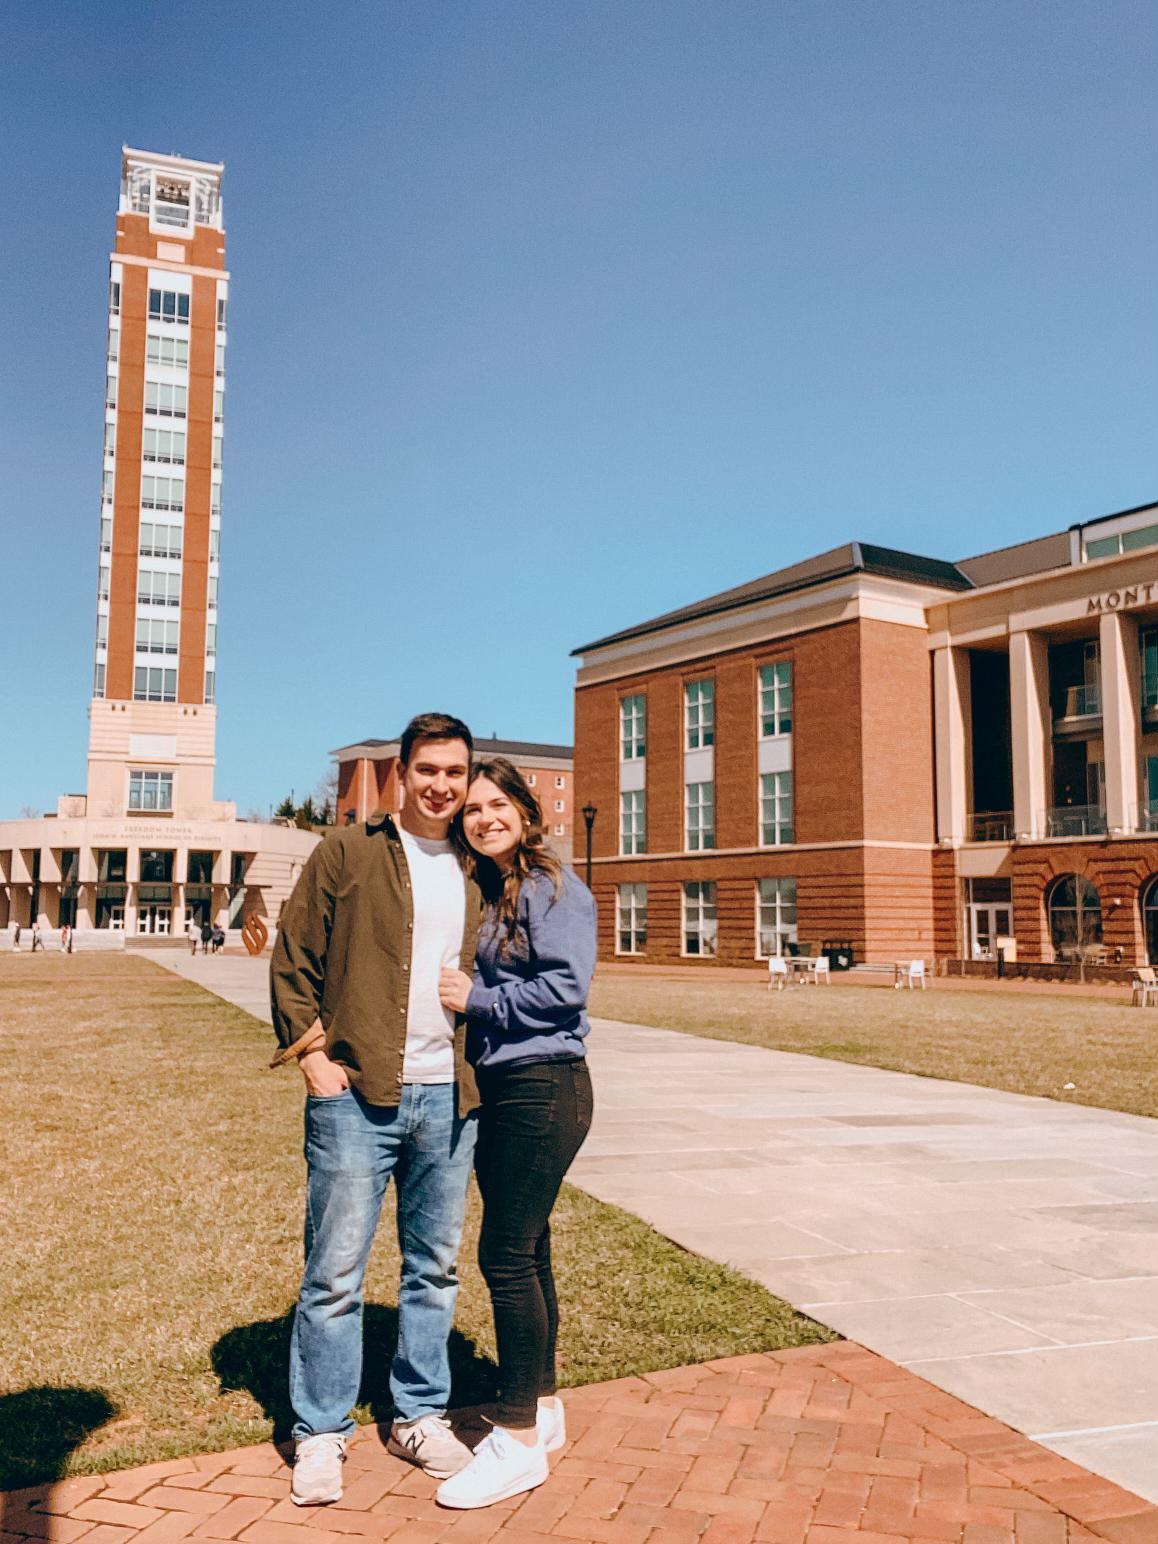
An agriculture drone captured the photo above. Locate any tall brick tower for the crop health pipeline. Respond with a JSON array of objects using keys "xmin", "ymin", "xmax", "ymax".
[{"xmin": 89, "ymin": 147, "xmax": 228, "ymax": 825}]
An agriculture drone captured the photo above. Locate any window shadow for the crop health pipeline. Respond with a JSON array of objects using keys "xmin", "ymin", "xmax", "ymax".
[
  {"xmin": 211, "ymin": 1305, "xmax": 497, "ymax": 1444},
  {"xmin": 0, "ymin": 1384, "xmax": 118, "ymax": 1527}
]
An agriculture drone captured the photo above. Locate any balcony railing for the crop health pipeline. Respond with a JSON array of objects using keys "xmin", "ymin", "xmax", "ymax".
[
  {"xmin": 1043, "ymin": 804, "xmax": 1108, "ymax": 838},
  {"xmin": 968, "ymin": 811, "xmax": 1013, "ymax": 842},
  {"xmin": 1133, "ymin": 801, "xmax": 1158, "ymax": 833},
  {"xmin": 1056, "ymin": 683, "xmax": 1101, "ymax": 720}
]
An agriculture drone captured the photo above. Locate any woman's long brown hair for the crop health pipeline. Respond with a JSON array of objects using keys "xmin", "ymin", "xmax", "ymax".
[{"xmin": 454, "ymin": 757, "xmax": 563, "ymax": 952}]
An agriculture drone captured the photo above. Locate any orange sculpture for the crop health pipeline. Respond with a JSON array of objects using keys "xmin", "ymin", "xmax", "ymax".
[{"xmin": 242, "ymin": 914, "xmax": 269, "ymax": 956}]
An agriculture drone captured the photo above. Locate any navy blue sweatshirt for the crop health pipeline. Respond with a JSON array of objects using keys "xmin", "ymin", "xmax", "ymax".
[{"xmin": 466, "ymin": 867, "xmax": 596, "ymax": 1070}]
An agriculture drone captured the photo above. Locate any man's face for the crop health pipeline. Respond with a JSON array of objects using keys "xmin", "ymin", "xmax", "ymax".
[{"xmin": 399, "ymin": 737, "xmax": 471, "ymax": 827}]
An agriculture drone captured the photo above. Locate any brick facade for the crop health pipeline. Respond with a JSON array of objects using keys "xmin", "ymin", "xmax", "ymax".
[{"xmin": 575, "ymin": 615, "xmax": 939, "ymax": 966}]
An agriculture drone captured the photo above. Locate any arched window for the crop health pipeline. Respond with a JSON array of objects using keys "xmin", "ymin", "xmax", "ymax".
[
  {"xmin": 1141, "ymin": 877, "xmax": 1158, "ymax": 965},
  {"xmin": 1048, "ymin": 875, "xmax": 1102, "ymax": 960}
]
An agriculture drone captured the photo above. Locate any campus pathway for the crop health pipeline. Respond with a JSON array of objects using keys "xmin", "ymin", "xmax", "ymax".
[
  {"xmin": 5, "ymin": 1345, "xmax": 1157, "ymax": 1543},
  {"xmin": 142, "ymin": 952, "xmax": 1158, "ymax": 1505}
]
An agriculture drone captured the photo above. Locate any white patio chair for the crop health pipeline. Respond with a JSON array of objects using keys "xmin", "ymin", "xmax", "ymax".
[
  {"xmin": 812, "ymin": 955, "xmax": 831, "ymax": 985},
  {"xmin": 1131, "ymin": 967, "xmax": 1158, "ymax": 1007},
  {"xmin": 903, "ymin": 959, "xmax": 927, "ymax": 990},
  {"xmin": 767, "ymin": 957, "xmax": 789, "ymax": 992}
]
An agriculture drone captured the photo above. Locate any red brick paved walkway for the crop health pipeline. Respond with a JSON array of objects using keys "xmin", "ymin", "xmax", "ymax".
[{"xmin": 4, "ymin": 1345, "xmax": 1155, "ymax": 1544}]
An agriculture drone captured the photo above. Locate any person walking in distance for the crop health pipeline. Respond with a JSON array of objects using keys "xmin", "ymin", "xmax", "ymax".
[
  {"xmin": 188, "ymin": 917, "xmax": 200, "ymax": 955},
  {"xmin": 270, "ymin": 713, "xmax": 482, "ymax": 1507}
]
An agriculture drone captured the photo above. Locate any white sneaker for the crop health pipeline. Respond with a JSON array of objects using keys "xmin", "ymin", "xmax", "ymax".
[
  {"xmin": 291, "ymin": 1432, "xmax": 347, "ymax": 1506},
  {"xmin": 388, "ymin": 1413, "xmax": 473, "ymax": 1479},
  {"xmin": 436, "ymin": 1425, "xmax": 549, "ymax": 1509},
  {"xmin": 537, "ymin": 1396, "xmax": 566, "ymax": 1453}
]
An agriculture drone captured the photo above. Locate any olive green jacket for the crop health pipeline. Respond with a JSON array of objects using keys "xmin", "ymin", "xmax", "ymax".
[{"xmin": 269, "ymin": 812, "xmax": 483, "ymax": 1114}]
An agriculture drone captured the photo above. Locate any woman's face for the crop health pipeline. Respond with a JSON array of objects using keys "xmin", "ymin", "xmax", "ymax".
[{"xmin": 462, "ymin": 776, "xmax": 524, "ymax": 866}]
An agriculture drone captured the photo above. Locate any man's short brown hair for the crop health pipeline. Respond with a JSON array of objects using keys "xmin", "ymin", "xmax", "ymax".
[{"xmin": 399, "ymin": 712, "xmax": 473, "ymax": 767}]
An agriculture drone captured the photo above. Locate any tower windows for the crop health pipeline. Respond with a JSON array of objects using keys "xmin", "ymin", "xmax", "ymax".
[{"xmin": 148, "ymin": 288, "xmax": 190, "ymax": 325}]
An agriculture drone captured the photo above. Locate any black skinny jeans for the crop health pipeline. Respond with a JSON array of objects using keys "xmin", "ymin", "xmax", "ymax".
[{"xmin": 474, "ymin": 1058, "xmax": 594, "ymax": 1428}]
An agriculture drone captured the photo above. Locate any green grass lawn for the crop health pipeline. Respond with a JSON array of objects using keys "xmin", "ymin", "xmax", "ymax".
[
  {"xmin": 1, "ymin": 954, "xmax": 831, "ymax": 1489},
  {"xmin": 590, "ymin": 975, "xmax": 1158, "ymax": 1120}
]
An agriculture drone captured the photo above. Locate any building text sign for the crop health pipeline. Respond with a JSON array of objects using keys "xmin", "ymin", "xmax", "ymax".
[{"xmin": 1088, "ymin": 584, "xmax": 1158, "ymax": 615}]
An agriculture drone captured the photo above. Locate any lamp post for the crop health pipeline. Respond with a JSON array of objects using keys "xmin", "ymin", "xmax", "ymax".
[{"xmin": 581, "ymin": 803, "xmax": 597, "ymax": 891}]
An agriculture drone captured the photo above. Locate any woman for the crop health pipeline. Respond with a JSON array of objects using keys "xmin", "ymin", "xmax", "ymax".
[{"xmin": 436, "ymin": 757, "xmax": 596, "ymax": 1510}]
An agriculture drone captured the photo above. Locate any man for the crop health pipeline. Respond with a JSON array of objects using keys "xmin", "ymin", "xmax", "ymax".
[{"xmin": 270, "ymin": 712, "xmax": 480, "ymax": 1507}]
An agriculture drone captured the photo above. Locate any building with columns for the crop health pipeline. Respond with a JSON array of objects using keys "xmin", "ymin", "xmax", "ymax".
[
  {"xmin": 572, "ymin": 499, "xmax": 1158, "ymax": 969},
  {"xmin": 0, "ymin": 148, "xmax": 318, "ymax": 942}
]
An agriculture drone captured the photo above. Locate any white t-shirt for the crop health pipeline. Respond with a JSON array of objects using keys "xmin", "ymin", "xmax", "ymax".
[{"xmin": 397, "ymin": 824, "xmax": 467, "ymax": 1084}]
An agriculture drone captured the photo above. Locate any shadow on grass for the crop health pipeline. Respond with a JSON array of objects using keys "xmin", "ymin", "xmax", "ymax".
[
  {"xmin": 0, "ymin": 1384, "xmax": 118, "ymax": 1512},
  {"xmin": 212, "ymin": 1306, "xmax": 497, "ymax": 1443}
]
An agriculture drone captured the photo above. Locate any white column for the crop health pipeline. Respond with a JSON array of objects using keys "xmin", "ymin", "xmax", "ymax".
[
  {"xmin": 1010, "ymin": 630, "xmax": 1051, "ymax": 839},
  {"xmin": 1099, "ymin": 611, "xmax": 1141, "ymax": 834},
  {"xmin": 933, "ymin": 646, "xmax": 973, "ymax": 842},
  {"xmin": 174, "ymin": 844, "xmax": 189, "ymax": 929}
]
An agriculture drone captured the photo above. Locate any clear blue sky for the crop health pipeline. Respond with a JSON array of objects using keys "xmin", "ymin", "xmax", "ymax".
[{"xmin": 2, "ymin": 1, "xmax": 1155, "ymax": 817}]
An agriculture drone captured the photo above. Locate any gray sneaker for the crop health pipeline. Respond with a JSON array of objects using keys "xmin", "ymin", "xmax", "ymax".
[
  {"xmin": 291, "ymin": 1432, "xmax": 347, "ymax": 1506},
  {"xmin": 388, "ymin": 1413, "xmax": 473, "ymax": 1478}
]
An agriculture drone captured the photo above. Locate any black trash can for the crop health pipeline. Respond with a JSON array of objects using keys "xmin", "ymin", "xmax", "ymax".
[{"xmin": 822, "ymin": 939, "xmax": 854, "ymax": 971}]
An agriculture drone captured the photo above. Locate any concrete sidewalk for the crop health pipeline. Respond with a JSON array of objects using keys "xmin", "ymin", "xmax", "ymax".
[{"xmin": 140, "ymin": 951, "xmax": 1158, "ymax": 1505}]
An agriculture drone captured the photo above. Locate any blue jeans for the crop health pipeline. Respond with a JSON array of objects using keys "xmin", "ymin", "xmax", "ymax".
[{"xmin": 290, "ymin": 1083, "xmax": 477, "ymax": 1439}]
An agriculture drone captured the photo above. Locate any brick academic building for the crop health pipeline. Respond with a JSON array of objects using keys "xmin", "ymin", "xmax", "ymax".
[{"xmin": 573, "ymin": 499, "xmax": 1158, "ymax": 970}]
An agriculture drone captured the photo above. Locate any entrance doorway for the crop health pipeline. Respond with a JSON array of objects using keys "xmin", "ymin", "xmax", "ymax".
[
  {"xmin": 137, "ymin": 904, "xmax": 172, "ymax": 935},
  {"xmin": 964, "ymin": 876, "xmax": 1013, "ymax": 959},
  {"xmin": 969, "ymin": 904, "xmax": 1012, "ymax": 960}
]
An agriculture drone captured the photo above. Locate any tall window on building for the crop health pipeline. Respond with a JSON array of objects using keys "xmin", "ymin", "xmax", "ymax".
[
  {"xmin": 207, "ymin": 575, "xmax": 219, "ymax": 609},
  {"xmin": 756, "ymin": 878, "xmax": 797, "ymax": 958},
  {"xmin": 109, "ymin": 279, "xmax": 121, "ymax": 315},
  {"xmin": 685, "ymin": 781, "xmax": 715, "ymax": 850},
  {"xmin": 129, "ymin": 770, "xmax": 174, "ymax": 811},
  {"xmin": 214, "ymin": 388, "xmax": 225, "ymax": 423},
  {"xmin": 107, "ymin": 328, "xmax": 119, "ymax": 362},
  {"xmin": 683, "ymin": 881, "xmax": 717, "ymax": 957},
  {"xmin": 133, "ymin": 665, "xmax": 177, "ymax": 702},
  {"xmin": 206, "ymin": 623, "xmax": 217, "ymax": 656},
  {"xmin": 139, "ymin": 522, "xmax": 182, "ymax": 559},
  {"xmin": 146, "ymin": 334, "xmax": 189, "ymax": 369},
  {"xmin": 685, "ymin": 678, "xmax": 715, "ymax": 749},
  {"xmin": 759, "ymin": 662, "xmax": 793, "ymax": 736},
  {"xmin": 100, "ymin": 517, "xmax": 112, "ymax": 553},
  {"xmin": 135, "ymin": 618, "xmax": 180, "ymax": 654},
  {"xmin": 137, "ymin": 569, "xmax": 182, "ymax": 607},
  {"xmin": 105, "ymin": 372, "xmax": 117, "ymax": 408},
  {"xmin": 1047, "ymin": 875, "xmax": 1102, "ymax": 961},
  {"xmin": 617, "ymin": 883, "xmax": 648, "ymax": 954},
  {"xmin": 142, "ymin": 428, "xmax": 186, "ymax": 464},
  {"xmin": 93, "ymin": 661, "xmax": 106, "ymax": 697},
  {"xmin": 212, "ymin": 434, "xmax": 224, "ymax": 470},
  {"xmin": 98, "ymin": 564, "xmax": 111, "ymax": 601},
  {"xmin": 144, "ymin": 382, "xmax": 187, "ymax": 418},
  {"xmin": 204, "ymin": 668, "xmax": 216, "ymax": 705},
  {"xmin": 620, "ymin": 789, "xmax": 646, "ymax": 854},
  {"xmin": 148, "ymin": 288, "xmax": 190, "ymax": 325},
  {"xmin": 760, "ymin": 772, "xmax": 794, "ymax": 845},
  {"xmin": 620, "ymin": 694, "xmax": 646, "ymax": 759}
]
